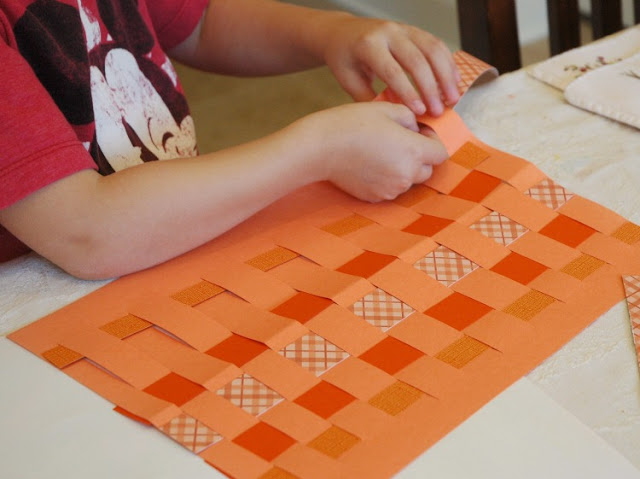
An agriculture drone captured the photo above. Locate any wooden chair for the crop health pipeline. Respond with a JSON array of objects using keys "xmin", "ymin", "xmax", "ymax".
[{"xmin": 457, "ymin": 0, "xmax": 640, "ymax": 73}]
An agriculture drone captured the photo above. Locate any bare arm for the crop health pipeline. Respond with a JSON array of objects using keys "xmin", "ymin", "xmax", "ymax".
[
  {"xmin": 170, "ymin": 0, "xmax": 460, "ymax": 115},
  {"xmin": 0, "ymin": 102, "xmax": 446, "ymax": 280}
]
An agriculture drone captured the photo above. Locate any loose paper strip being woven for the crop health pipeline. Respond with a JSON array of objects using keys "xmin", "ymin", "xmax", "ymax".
[{"xmin": 10, "ymin": 52, "xmax": 640, "ymax": 479}]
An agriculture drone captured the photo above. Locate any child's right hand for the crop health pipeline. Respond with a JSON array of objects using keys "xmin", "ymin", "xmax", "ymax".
[{"xmin": 291, "ymin": 101, "xmax": 448, "ymax": 202}]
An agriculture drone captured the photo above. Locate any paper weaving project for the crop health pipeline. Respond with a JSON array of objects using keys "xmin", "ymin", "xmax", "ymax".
[{"xmin": 9, "ymin": 52, "xmax": 640, "ymax": 478}]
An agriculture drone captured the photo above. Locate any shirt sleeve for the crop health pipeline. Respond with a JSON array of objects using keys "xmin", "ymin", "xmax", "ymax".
[
  {"xmin": 145, "ymin": 0, "xmax": 209, "ymax": 51},
  {"xmin": 0, "ymin": 38, "xmax": 96, "ymax": 210}
]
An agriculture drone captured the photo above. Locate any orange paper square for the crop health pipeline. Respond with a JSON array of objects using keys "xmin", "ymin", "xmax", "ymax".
[
  {"xmin": 293, "ymin": 381, "xmax": 357, "ymax": 419},
  {"xmin": 424, "ymin": 292, "xmax": 493, "ymax": 331},
  {"xmin": 358, "ymin": 337, "xmax": 424, "ymax": 375},
  {"xmin": 232, "ymin": 422, "xmax": 296, "ymax": 462},
  {"xmin": 538, "ymin": 214, "xmax": 597, "ymax": 248},
  {"xmin": 490, "ymin": 252, "xmax": 548, "ymax": 285},
  {"xmin": 449, "ymin": 170, "xmax": 502, "ymax": 202}
]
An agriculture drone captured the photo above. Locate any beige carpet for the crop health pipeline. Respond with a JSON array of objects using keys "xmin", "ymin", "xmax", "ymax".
[{"xmin": 174, "ymin": 63, "xmax": 352, "ymax": 155}]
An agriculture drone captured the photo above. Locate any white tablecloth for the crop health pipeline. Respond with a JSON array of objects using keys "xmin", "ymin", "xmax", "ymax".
[{"xmin": 1, "ymin": 68, "xmax": 639, "ymax": 478}]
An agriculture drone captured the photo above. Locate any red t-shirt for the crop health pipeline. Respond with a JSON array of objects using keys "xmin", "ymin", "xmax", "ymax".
[{"xmin": 0, "ymin": 0, "xmax": 207, "ymax": 261}]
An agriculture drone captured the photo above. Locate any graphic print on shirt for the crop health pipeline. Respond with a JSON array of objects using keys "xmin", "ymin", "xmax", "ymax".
[{"xmin": 13, "ymin": 0, "xmax": 197, "ymax": 174}]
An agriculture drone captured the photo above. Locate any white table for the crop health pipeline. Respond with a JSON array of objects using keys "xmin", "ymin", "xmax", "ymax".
[{"xmin": 1, "ymin": 68, "xmax": 640, "ymax": 478}]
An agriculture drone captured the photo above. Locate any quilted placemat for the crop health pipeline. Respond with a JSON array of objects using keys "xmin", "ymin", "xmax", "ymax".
[{"xmin": 9, "ymin": 52, "xmax": 640, "ymax": 479}]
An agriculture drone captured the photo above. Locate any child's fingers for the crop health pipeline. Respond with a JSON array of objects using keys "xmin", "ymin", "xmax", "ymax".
[
  {"xmin": 335, "ymin": 65, "xmax": 378, "ymax": 102},
  {"xmin": 364, "ymin": 49, "xmax": 427, "ymax": 115},
  {"xmin": 388, "ymin": 40, "xmax": 444, "ymax": 116},
  {"xmin": 411, "ymin": 32, "xmax": 460, "ymax": 105}
]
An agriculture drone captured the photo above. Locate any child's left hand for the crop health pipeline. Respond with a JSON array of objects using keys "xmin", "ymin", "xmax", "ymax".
[{"xmin": 320, "ymin": 14, "xmax": 460, "ymax": 116}]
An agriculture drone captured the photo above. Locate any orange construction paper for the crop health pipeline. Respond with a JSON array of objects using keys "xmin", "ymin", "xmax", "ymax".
[
  {"xmin": 232, "ymin": 422, "xmax": 297, "ymax": 462},
  {"xmin": 336, "ymin": 251, "xmax": 397, "ymax": 278},
  {"xmin": 60, "ymin": 328, "xmax": 170, "ymax": 389},
  {"xmin": 205, "ymin": 333, "xmax": 268, "ymax": 367},
  {"xmin": 424, "ymin": 291, "xmax": 493, "ymax": 331},
  {"xmin": 244, "ymin": 349, "xmax": 320, "ymax": 401},
  {"xmin": 342, "ymin": 221, "xmax": 437, "ymax": 264},
  {"xmin": 490, "ymin": 251, "xmax": 549, "ymax": 285},
  {"xmin": 9, "ymin": 51, "xmax": 640, "ymax": 478},
  {"xmin": 538, "ymin": 214, "xmax": 598, "ymax": 248},
  {"xmin": 558, "ymin": 195, "xmax": 628, "ymax": 235},
  {"xmin": 368, "ymin": 259, "xmax": 452, "ymax": 312},
  {"xmin": 350, "ymin": 201, "xmax": 422, "ymax": 230},
  {"xmin": 481, "ymin": 183, "xmax": 559, "ymax": 231},
  {"xmin": 320, "ymin": 357, "xmax": 397, "ymax": 401},
  {"xmin": 451, "ymin": 268, "xmax": 532, "ymax": 310},
  {"xmin": 201, "ymin": 257, "xmax": 296, "ymax": 310},
  {"xmin": 269, "ymin": 222, "xmax": 364, "ymax": 270},
  {"xmin": 268, "ymin": 257, "xmax": 375, "ymax": 307},
  {"xmin": 259, "ymin": 400, "xmax": 331, "ymax": 444},
  {"xmin": 358, "ymin": 337, "xmax": 424, "ymax": 375},
  {"xmin": 200, "ymin": 439, "xmax": 271, "ymax": 479},
  {"xmin": 423, "ymin": 160, "xmax": 470, "ymax": 194},
  {"xmin": 270, "ymin": 292, "xmax": 333, "ymax": 324},
  {"xmin": 182, "ymin": 391, "xmax": 258, "ymax": 439},
  {"xmin": 196, "ymin": 293, "xmax": 307, "ymax": 351},
  {"xmin": 272, "ymin": 443, "xmax": 342, "ymax": 479},
  {"xmin": 329, "ymin": 400, "xmax": 392, "ymax": 441},
  {"xmin": 386, "ymin": 312, "xmax": 464, "ymax": 356},
  {"xmin": 126, "ymin": 327, "xmax": 241, "ymax": 392},
  {"xmin": 305, "ymin": 304, "xmax": 386, "ymax": 357},
  {"xmin": 449, "ymin": 170, "xmax": 503, "ymax": 202},
  {"xmin": 129, "ymin": 297, "xmax": 231, "ymax": 352},
  {"xmin": 293, "ymin": 381, "xmax": 357, "ymax": 420},
  {"xmin": 432, "ymin": 221, "xmax": 510, "ymax": 269},
  {"xmin": 413, "ymin": 192, "xmax": 491, "ymax": 225},
  {"xmin": 508, "ymin": 231, "xmax": 583, "ymax": 270}
]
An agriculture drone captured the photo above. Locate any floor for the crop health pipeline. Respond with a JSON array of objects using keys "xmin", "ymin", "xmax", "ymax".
[{"xmin": 173, "ymin": 5, "xmax": 592, "ymax": 155}]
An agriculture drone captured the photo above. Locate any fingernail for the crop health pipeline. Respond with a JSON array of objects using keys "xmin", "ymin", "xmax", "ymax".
[
  {"xmin": 411, "ymin": 100, "xmax": 427, "ymax": 115},
  {"xmin": 428, "ymin": 100, "xmax": 443, "ymax": 116}
]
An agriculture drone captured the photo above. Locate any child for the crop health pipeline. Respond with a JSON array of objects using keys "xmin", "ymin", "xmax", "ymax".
[{"xmin": 0, "ymin": 0, "xmax": 460, "ymax": 279}]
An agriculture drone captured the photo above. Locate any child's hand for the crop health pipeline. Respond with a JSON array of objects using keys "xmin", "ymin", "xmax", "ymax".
[
  {"xmin": 320, "ymin": 15, "xmax": 460, "ymax": 116},
  {"xmin": 293, "ymin": 102, "xmax": 447, "ymax": 202}
]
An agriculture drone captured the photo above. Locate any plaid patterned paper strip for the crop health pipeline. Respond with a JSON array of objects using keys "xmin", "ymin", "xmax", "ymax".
[{"xmin": 622, "ymin": 275, "xmax": 640, "ymax": 374}]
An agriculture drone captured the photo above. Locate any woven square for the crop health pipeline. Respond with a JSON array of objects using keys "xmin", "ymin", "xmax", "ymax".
[
  {"xmin": 278, "ymin": 332, "xmax": 349, "ymax": 376},
  {"xmin": 470, "ymin": 211, "xmax": 528, "ymax": 246},
  {"xmin": 525, "ymin": 178, "xmax": 573, "ymax": 210},
  {"xmin": 349, "ymin": 287, "xmax": 415, "ymax": 331},
  {"xmin": 425, "ymin": 292, "xmax": 493, "ymax": 331},
  {"xmin": 449, "ymin": 170, "xmax": 502, "ymax": 202},
  {"xmin": 612, "ymin": 222, "xmax": 640, "ymax": 245},
  {"xmin": 307, "ymin": 426, "xmax": 360, "ymax": 458},
  {"xmin": 402, "ymin": 214, "xmax": 453, "ymax": 237},
  {"xmin": 503, "ymin": 290, "xmax": 556, "ymax": 321},
  {"xmin": 449, "ymin": 142, "xmax": 491, "ymax": 169},
  {"xmin": 368, "ymin": 381, "xmax": 423, "ymax": 416},
  {"xmin": 271, "ymin": 292, "xmax": 333, "ymax": 324},
  {"xmin": 161, "ymin": 413, "xmax": 222, "ymax": 453},
  {"xmin": 217, "ymin": 373, "xmax": 283, "ymax": 416},
  {"xmin": 206, "ymin": 334, "xmax": 268, "ymax": 367},
  {"xmin": 359, "ymin": 337, "xmax": 424, "ymax": 375},
  {"xmin": 143, "ymin": 372, "xmax": 206, "ymax": 407},
  {"xmin": 321, "ymin": 214, "xmax": 374, "ymax": 237},
  {"xmin": 171, "ymin": 280, "xmax": 224, "ymax": 306},
  {"xmin": 490, "ymin": 252, "xmax": 548, "ymax": 285},
  {"xmin": 233, "ymin": 422, "xmax": 296, "ymax": 462},
  {"xmin": 560, "ymin": 254, "xmax": 605, "ymax": 280},
  {"xmin": 539, "ymin": 214, "xmax": 597, "ymax": 248},
  {"xmin": 294, "ymin": 381, "xmax": 356, "ymax": 419},
  {"xmin": 393, "ymin": 184, "xmax": 437, "ymax": 207},
  {"xmin": 413, "ymin": 245, "xmax": 478, "ymax": 286},
  {"xmin": 42, "ymin": 345, "xmax": 83, "ymax": 369},
  {"xmin": 435, "ymin": 336, "xmax": 489, "ymax": 369},
  {"xmin": 246, "ymin": 247, "xmax": 299, "ymax": 272},
  {"xmin": 259, "ymin": 467, "xmax": 299, "ymax": 479},
  {"xmin": 99, "ymin": 314, "xmax": 152, "ymax": 339},
  {"xmin": 336, "ymin": 251, "xmax": 396, "ymax": 278}
]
